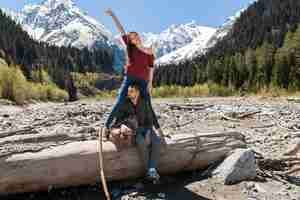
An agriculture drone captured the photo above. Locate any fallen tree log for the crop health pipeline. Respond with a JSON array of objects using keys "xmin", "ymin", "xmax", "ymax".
[{"xmin": 0, "ymin": 131, "xmax": 246, "ymax": 195}]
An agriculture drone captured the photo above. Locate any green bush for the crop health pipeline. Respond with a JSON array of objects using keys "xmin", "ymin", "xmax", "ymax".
[
  {"xmin": 95, "ymin": 89, "xmax": 118, "ymax": 99},
  {"xmin": 152, "ymin": 84, "xmax": 230, "ymax": 98},
  {"xmin": 45, "ymin": 83, "xmax": 68, "ymax": 101},
  {"xmin": 28, "ymin": 83, "xmax": 47, "ymax": 101},
  {"xmin": 208, "ymin": 83, "xmax": 235, "ymax": 97},
  {"xmin": 0, "ymin": 64, "xmax": 27, "ymax": 104},
  {"xmin": 30, "ymin": 69, "xmax": 52, "ymax": 84},
  {"xmin": 0, "ymin": 60, "xmax": 68, "ymax": 104}
]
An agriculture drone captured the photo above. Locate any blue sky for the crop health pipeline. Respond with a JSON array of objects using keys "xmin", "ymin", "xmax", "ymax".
[{"xmin": 0, "ymin": 0, "xmax": 254, "ymax": 34}]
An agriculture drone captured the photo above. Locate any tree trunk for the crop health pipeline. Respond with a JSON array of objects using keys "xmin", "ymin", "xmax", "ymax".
[{"xmin": 0, "ymin": 131, "xmax": 246, "ymax": 195}]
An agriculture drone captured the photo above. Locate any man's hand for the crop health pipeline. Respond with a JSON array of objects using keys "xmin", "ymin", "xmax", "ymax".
[
  {"xmin": 120, "ymin": 124, "xmax": 131, "ymax": 135},
  {"xmin": 103, "ymin": 127, "xmax": 110, "ymax": 140},
  {"xmin": 105, "ymin": 8, "xmax": 114, "ymax": 16}
]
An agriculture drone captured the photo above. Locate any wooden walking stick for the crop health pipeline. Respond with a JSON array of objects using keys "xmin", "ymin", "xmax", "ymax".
[{"xmin": 97, "ymin": 127, "xmax": 111, "ymax": 200}]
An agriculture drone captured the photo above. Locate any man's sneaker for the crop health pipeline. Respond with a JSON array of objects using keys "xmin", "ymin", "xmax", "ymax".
[{"xmin": 146, "ymin": 168, "xmax": 160, "ymax": 182}]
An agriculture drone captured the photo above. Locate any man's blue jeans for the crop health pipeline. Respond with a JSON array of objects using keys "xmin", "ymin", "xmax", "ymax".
[
  {"xmin": 105, "ymin": 75, "xmax": 159, "ymax": 128},
  {"xmin": 136, "ymin": 127, "xmax": 161, "ymax": 170}
]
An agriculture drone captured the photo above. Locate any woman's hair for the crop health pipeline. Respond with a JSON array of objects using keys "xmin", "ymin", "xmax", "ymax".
[{"xmin": 127, "ymin": 31, "xmax": 138, "ymax": 59}]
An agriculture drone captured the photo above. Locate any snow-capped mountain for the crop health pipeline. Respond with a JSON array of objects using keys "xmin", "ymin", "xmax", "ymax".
[
  {"xmin": 155, "ymin": 13, "xmax": 240, "ymax": 66},
  {"xmin": 141, "ymin": 21, "xmax": 216, "ymax": 59},
  {"xmin": 9, "ymin": 0, "xmax": 113, "ymax": 48},
  {"xmin": 155, "ymin": 1, "xmax": 258, "ymax": 66},
  {"xmin": 153, "ymin": 25, "xmax": 216, "ymax": 65},
  {"xmin": 3, "ymin": 0, "xmax": 125, "ymax": 72},
  {"xmin": 155, "ymin": 35, "xmax": 212, "ymax": 65},
  {"xmin": 155, "ymin": 16, "xmax": 235, "ymax": 66}
]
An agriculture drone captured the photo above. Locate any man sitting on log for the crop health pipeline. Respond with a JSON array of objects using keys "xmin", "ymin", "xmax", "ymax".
[{"xmin": 104, "ymin": 83, "xmax": 163, "ymax": 182}]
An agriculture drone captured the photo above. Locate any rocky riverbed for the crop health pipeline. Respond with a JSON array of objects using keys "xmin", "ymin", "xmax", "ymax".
[{"xmin": 1, "ymin": 96, "xmax": 300, "ymax": 200}]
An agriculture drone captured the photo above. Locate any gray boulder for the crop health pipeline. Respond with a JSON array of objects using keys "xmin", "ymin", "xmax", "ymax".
[{"xmin": 213, "ymin": 148, "xmax": 257, "ymax": 185}]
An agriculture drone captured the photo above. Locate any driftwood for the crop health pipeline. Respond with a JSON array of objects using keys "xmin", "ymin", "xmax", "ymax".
[
  {"xmin": 257, "ymin": 153, "xmax": 300, "ymax": 186},
  {"xmin": 167, "ymin": 103, "xmax": 213, "ymax": 111},
  {"xmin": 0, "ymin": 127, "xmax": 37, "ymax": 139},
  {"xmin": 287, "ymin": 97, "xmax": 300, "ymax": 103},
  {"xmin": 220, "ymin": 113, "xmax": 241, "ymax": 122},
  {"xmin": 220, "ymin": 111, "xmax": 261, "ymax": 122},
  {"xmin": 237, "ymin": 111, "xmax": 261, "ymax": 119},
  {"xmin": 0, "ymin": 131, "xmax": 246, "ymax": 195}
]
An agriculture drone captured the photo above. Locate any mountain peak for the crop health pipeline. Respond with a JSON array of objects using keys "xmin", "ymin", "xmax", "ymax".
[
  {"xmin": 185, "ymin": 20, "xmax": 196, "ymax": 26},
  {"xmin": 168, "ymin": 21, "xmax": 208, "ymax": 32},
  {"xmin": 23, "ymin": 0, "xmax": 75, "ymax": 13},
  {"xmin": 42, "ymin": 0, "xmax": 75, "ymax": 8}
]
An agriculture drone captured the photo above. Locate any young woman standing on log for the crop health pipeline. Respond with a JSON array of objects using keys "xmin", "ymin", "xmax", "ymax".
[{"xmin": 104, "ymin": 9, "xmax": 164, "ymax": 139}]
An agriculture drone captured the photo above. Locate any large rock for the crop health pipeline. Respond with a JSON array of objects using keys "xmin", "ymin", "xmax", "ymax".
[{"xmin": 213, "ymin": 148, "xmax": 257, "ymax": 185}]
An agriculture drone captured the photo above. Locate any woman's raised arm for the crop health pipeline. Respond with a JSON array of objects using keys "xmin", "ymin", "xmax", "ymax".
[{"xmin": 105, "ymin": 8, "xmax": 126, "ymax": 35}]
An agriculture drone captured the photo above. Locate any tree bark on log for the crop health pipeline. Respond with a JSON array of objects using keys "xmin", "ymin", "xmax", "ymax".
[{"xmin": 0, "ymin": 131, "xmax": 246, "ymax": 195}]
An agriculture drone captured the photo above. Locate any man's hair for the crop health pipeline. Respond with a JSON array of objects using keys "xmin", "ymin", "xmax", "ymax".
[
  {"xmin": 128, "ymin": 82, "xmax": 141, "ymax": 92},
  {"xmin": 128, "ymin": 31, "xmax": 138, "ymax": 35}
]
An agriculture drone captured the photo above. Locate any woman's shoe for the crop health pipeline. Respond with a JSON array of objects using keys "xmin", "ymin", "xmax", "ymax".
[{"xmin": 146, "ymin": 168, "xmax": 160, "ymax": 183}]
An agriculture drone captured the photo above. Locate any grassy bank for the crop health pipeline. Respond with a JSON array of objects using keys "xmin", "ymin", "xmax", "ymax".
[{"xmin": 93, "ymin": 83, "xmax": 300, "ymax": 100}]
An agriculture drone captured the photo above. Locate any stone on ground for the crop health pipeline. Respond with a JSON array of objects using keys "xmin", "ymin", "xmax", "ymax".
[{"xmin": 213, "ymin": 148, "xmax": 257, "ymax": 185}]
